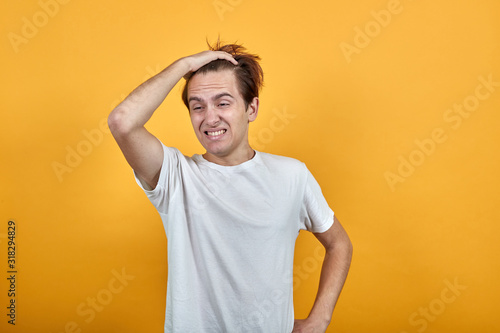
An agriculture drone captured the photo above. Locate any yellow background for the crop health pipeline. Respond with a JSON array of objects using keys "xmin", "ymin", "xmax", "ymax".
[{"xmin": 1, "ymin": 0, "xmax": 499, "ymax": 332}]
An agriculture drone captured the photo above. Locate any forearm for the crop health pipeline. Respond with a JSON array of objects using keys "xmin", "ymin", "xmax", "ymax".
[
  {"xmin": 308, "ymin": 237, "xmax": 353, "ymax": 327},
  {"xmin": 109, "ymin": 58, "xmax": 190, "ymax": 134}
]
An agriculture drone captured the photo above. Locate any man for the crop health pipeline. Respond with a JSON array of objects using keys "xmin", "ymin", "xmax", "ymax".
[{"xmin": 108, "ymin": 40, "xmax": 352, "ymax": 333}]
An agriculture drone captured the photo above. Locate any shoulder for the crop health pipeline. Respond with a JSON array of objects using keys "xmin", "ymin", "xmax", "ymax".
[
  {"xmin": 258, "ymin": 151, "xmax": 303, "ymax": 164},
  {"xmin": 156, "ymin": 142, "xmax": 199, "ymax": 175},
  {"xmin": 160, "ymin": 143, "xmax": 182, "ymax": 156},
  {"xmin": 159, "ymin": 143, "xmax": 192, "ymax": 164},
  {"xmin": 257, "ymin": 151, "xmax": 307, "ymax": 174}
]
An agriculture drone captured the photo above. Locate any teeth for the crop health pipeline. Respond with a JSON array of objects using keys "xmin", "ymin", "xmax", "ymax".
[{"xmin": 207, "ymin": 130, "xmax": 225, "ymax": 136}]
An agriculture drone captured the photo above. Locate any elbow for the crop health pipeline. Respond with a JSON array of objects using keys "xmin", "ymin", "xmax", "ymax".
[
  {"xmin": 346, "ymin": 238, "xmax": 353, "ymax": 260},
  {"xmin": 108, "ymin": 107, "xmax": 133, "ymax": 137},
  {"xmin": 341, "ymin": 225, "xmax": 353, "ymax": 259},
  {"xmin": 333, "ymin": 234, "xmax": 353, "ymax": 262},
  {"xmin": 342, "ymin": 232, "xmax": 353, "ymax": 258},
  {"xmin": 345, "ymin": 238, "xmax": 353, "ymax": 268}
]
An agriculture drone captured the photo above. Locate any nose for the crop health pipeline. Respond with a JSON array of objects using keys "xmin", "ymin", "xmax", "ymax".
[{"xmin": 205, "ymin": 104, "xmax": 221, "ymax": 126}]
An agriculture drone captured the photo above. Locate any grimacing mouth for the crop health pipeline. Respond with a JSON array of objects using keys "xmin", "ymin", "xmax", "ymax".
[{"xmin": 204, "ymin": 129, "xmax": 227, "ymax": 136}]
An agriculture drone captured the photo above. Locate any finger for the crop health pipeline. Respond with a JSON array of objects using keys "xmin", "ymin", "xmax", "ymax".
[
  {"xmin": 226, "ymin": 54, "xmax": 238, "ymax": 65},
  {"xmin": 215, "ymin": 51, "xmax": 238, "ymax": 65}
]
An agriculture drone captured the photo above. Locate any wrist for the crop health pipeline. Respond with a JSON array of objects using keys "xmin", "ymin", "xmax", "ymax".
[
  {"xmin": 162, "ymin": 57, "xmax": 192, "ymax": 82},
  {"xmin": 177, "ymin": 56, "xmax": 194, "ymax": 74},
  {"xmin": 306, "ymin": 312, "xmax": 331, "ymax": 330}
]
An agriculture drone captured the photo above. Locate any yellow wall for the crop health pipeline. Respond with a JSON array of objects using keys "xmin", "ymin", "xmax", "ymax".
[{"xmin": 1, "ymin": 0, "xmax": 499, "ymax": 332}]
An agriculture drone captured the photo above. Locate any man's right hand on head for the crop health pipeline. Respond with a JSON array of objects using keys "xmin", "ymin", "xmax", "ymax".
[{"xmin": 182, "ymin": 50, "xmax": 238, "ymax": 80}]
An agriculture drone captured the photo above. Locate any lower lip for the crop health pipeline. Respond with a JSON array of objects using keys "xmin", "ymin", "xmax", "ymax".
[{"xmin": 205, "ymin": 130, "xmax": 227, "ymax": 140}]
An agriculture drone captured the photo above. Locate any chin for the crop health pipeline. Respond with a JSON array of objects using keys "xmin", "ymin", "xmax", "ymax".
[
  {"xmin": 202, "ymin": 142, "xmax": 229, "ymax": 156},
  {"xmin": 206, "ymin": 147, "xmax": 230, "ymax": 158}
]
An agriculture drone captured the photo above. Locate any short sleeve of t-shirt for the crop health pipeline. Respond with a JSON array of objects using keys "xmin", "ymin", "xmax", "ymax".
[
  {"xmin": 299, "ymin": 166, "xmax": 335, "ymax": 233},
  {"xmin": 133, "ymin": 143, "xmax": 182, "ymax": 214}
]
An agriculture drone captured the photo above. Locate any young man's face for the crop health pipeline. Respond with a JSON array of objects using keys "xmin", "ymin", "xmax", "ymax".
[{"xmin": 187, "ymin": 69, "xmax": 259, "ymax": 165}]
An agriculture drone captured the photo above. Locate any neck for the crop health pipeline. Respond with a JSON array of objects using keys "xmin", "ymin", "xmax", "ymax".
[{"xmin": 203, "ymin": 147, "xmax": 255, "ymax": 166}]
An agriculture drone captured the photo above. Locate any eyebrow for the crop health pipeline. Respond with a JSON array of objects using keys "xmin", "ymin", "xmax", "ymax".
[{"xmin": 188, "ymin": 92, "xmax": 235, "ymax": 103}]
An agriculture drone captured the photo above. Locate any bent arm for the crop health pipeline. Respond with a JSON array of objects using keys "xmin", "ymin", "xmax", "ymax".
[
  {"xmin": 108, "ymin": 51, "xmax": 238, "ymax": 190},
  {"xmin": 293, "ymin": 215, "xmax": 353, "ymax": 332},
  {"xmin": 108, "ymin": 58, "xmax": 190, "ymax": 190}
]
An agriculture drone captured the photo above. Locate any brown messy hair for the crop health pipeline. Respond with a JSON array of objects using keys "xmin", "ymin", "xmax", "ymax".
[{"xmin": 182, "ymin": 39, "xmax": 264, "ymax": 110}]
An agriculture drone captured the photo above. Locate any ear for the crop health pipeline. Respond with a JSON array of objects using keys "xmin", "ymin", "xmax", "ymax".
[{"xmin": 246, "ymin": 97, "xmax": 259, "ymax": 122}]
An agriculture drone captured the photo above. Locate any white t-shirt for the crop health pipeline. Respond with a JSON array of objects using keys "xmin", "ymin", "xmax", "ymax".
[{"xmin": 134, "ymin": 142, "xmax": 334, "ymax": 333}]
